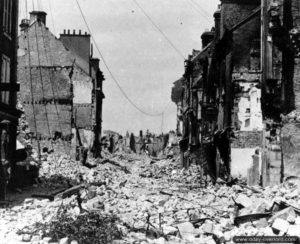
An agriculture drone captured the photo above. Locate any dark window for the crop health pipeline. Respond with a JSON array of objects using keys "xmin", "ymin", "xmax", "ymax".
[
  {"xmin": 245, "ymin": 119, "xmax": 250, "ymax": 127},
  {"xmin": 1, "ymin": 55, "xmax": 11, "ymax": 104},
  {"xmin": 3, "ymin": 0, "xmax": 12, "ymax": 36}
]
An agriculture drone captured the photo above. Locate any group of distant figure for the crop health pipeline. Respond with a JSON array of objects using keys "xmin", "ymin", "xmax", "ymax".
[{"xmin": 101, "ymin": 130, "xmax": 170, "ymax": 157}]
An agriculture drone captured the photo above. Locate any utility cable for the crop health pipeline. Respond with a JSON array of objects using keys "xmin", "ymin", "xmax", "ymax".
[
  {"xmin": 189, "ymin": 0, "xmax": 212, "ymax": 20},
  {"xmin": 25, "ymin": 0, "xmax": 28, "ymax": 18},
  {"xmin": 132, "ymin": 0, "xmax": 185, "ymax": 59},
  {"xmin": 187, "ymin": 0, "xmax": 212, "ymax": 24},
  {"xmin": 32, "ymin": 0, "xmax": 35, "ymax": 11},
  {"xmin": 25, "ymin": 24, "xmax": 41, "ymax": 160},
  {"xmin": 75, "ymin": 0, "xmax": 164, "ymax": 117},
  {"xmin": 33, "ymin": 21, "xmax": 55, "ymax": 151},
  {"xmin": 48, "ymin": 0, "xmax": 57, "ymax": 35},
  {"xmin": 37, "ymin": 0, "xmax": 41, "ymax": 11},
  {"xmin": 39, "ymin": 24, "xmax": 68, "ymax": 155}
]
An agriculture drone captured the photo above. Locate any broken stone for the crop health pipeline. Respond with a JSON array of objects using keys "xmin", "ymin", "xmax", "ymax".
[
  {"xmin": 22, "ymin": 234, "xmax": 32, "ymax": 242},
  {"xmin": 162, "ymin": 225, "xmax": 177, "ymax": 235},
  {"xmin": 269, "ymin": 207, "xmax": 296, "ymax": 223},
  {"xmin": 43, "ymin": 237, "xmax": 52, "ymax": 243},
  {"xmin": 253, "ymin": 218, "xmax": 269, "ymax": 229},
  {"xmin": 287, "ymin": 215, "xmax": 296, "ymax": 224},
  {"xmin": 177, "ymin": 222, "xmax": 196, "ymax": 240},
  {"xmin": 59, "ymin": 237, "xmax": 69, "ymax": 244},
  {"xmin": 234, "ymin": 194, "xmax": 253, "ymax": 208},
  {"xmin": 204, "ymin": 236, "xmax": 216, "ymax": 244},
  {"xmin": 129, "ymin": 232, "xmax": 147, "ymax": 241},
  {"xmin": 287, "ymin": 225, "xmax": 300, "ymax": 237},
  {"xmin": 224, "ymin": 231, "xmax": 231, "ymax": 241},
  {"xmin": 262, "ymin": 226, "xmax": 275, "ymax": 236},
  {"xmin": 272, "ymin": 218, "xmax": 290, "ymax": 233},
  {"xmin": 286, "ymin": 189, "xmax": 299, "ymax": 199},
  {"xmin": 153, "ymin": 237, "xmax": 165, "ymax": 244},
  {"xmin": 202, "ymin": 220, "xmax": 214, "ymax": 234},
  {"xmin": 31, "ymin": 235, "xmax": 41, "ymax": 242}
]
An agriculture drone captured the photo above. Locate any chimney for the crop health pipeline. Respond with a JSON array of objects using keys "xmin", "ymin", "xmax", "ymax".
[
  {"xmin": 201, "ymin": 29, "xmax": 215, "ymax": 48},
  {"xmin": 214, "ymin": 5, "xmax": 221, "ymax": 40},
  {"xmin": 60, "ymin": 30, "xmax": 91, "ymax": 74},
  {"xmin": 20, "ymin": 19, "xmax": 30, "ymax": 32},
  {"xmin": 30, "ymin": 11, "xmax": 47, "ymax": 26}
]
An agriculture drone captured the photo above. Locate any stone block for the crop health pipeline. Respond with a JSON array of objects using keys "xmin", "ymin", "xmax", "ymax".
[
  {"xmin": 59, "ymin": 237, "xmax": 69, "ymax": 244},
  {"xmin": 269, "ymin": 207, "xmax": 296, "ymax": 223},
  {"xmin": 253, "ymin": 218, "xmax": 269, "ymax": 229},
  {"xmin": 235, "ymin": 194, "xmax": 253, "ymax": 208},
  {"xmin": 272, "ymin": 218, "xmax": 290, "ymax": 233},
  {"xmin": 287, "ymin": 225, "xmax": 300, "ymax": 237},
  {"xmin": 202, "ymin": 221, "xmax": 214, "ymax": 234},
  {"xmin": 177, "ymin": 222, "xmax": 196, "ymax": 240},
  {"xmin": 22, "ymin": 234, "xmax": 32, "ymax": 242}
]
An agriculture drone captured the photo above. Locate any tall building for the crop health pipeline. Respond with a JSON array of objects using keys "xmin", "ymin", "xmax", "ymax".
[
  {"xmin": 171, "ymin": 0, "xmax": 300, "ymax": 186},
  {"xmin": 18, "ymin": 11, "xmax": 105, "ymax": 162},
  {"xmin": 0, "ymin": 0, "xmax": 20, "ymax": 200}
]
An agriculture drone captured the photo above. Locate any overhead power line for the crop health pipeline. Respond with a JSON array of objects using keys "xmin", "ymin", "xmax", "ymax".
[
  {"xmin": 190, "ymin": 0, "xmax": 213, "ymax": 19},
  {"xmin": 132, "ymin": 0, "xmax": 185, "ymax": 59},
  {"xmin": 75, "ymin": 0, "xmax": 164, "ymax": 117},
  {"xmin": 187, "ymin": 0, "xmax": 213, "ymax": 24},
  {"xmin": 48, "ymin": 0, "xmax": 57, "ymax": 34}
]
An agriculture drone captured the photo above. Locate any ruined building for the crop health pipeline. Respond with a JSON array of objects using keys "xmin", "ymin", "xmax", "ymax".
[
  {"xmin": 171, "ymin": 0, "xmax": 300, "ymax": 186},
  {"xmin": 0, "ymin": 0, "xmax": 20, "ymax": 200},
  {"xmin": 18, "ymin": 11, "xmax": 105, "ymax": 159}
]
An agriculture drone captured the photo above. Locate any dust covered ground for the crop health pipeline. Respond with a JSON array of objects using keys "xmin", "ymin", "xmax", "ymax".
[{"xmin": 1, "ymin": 151, "xmax": 300, "ymax": 244}]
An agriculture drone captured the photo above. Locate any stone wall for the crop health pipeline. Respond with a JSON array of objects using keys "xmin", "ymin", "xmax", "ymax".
[
  {"xmin": 231, "ymin": 131, "xmax": 262, "ymax": 148},
  {"xmin": 221, "ymin": 0, "xmax": 260, "ymax": 71},
  {"xmin": 282, "ymin": 122, "xmax": 300, "ymax": 178},
  {"xmin": 18, "ymin": 21, "xmax": 93, "ymax": 138},
  {"xmin": 23, "ymin": 103, "xmax": 72, "ymax": 138}
]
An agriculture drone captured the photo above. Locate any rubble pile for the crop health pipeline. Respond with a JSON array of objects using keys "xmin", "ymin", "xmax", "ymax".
[
  {"xmin": 1, "ymin": 152, "xmax": 300, "ymax": 243},
  {"xmin": 42, "ymin": 207, "xmax": 121, "ymax": 244},
  {"xmin": 281, "ymin": 110, "xmax": 300, "ymax": 123}
]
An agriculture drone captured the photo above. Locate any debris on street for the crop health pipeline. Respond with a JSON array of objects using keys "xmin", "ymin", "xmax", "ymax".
[{"xmin": 1, "ymin": 151, "xmax": 300, "ymax": 243}]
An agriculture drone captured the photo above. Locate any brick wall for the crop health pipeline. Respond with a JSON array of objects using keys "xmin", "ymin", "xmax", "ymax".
[
  {"xmin": 221, "ymin": 1, "xmax": 260, "ymax": 71},
  {"xmin": 18, "ymin": 21, "xmax": 93, "ymax": 138},
  {"xmin": 231, "ymin": 131, "xmax": 262, "ymax": 148},
  {"xmin": 282, "ymin": 122, "xmax": 300, "ymax": 178},
  {"xmin": 74, "ymin": 104, "xmax": 93, "ymax": 129},
  {"xmin": 18, "ymin": 68, "xmax": 72, "ymax": 101},
  {"xmin": 281, "ymin": 58, "xmax": 300, "ymax": 178},
  {"xmin": 23, "ymin": 103, "xmax": 72, "ymax": 138},
  {"xmin": 60, "ymin": 32, "xmax": 91, "ymax": 74},
  {"xmin": 18, "ymin": 22, "xmax": 74, "ymax": 66},
  {"xmin": 294, "ymin": 58, "xmax": 300, "ymax": 111}
]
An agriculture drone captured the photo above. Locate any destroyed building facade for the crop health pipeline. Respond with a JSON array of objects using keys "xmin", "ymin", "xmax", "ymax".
[
  {"xmin": 18, "ymin": 11, "xmax": 105, "ymax": 158},
  {"xmin": 0, "ymin": 0, "xmax": 20, "ymax": 200},
  {"xmin": 171, "ymin": 0, "xmax": 300, "ymax": 186}
]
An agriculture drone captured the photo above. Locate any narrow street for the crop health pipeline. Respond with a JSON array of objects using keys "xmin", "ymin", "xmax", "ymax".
[
  {"xmin": 1, "ymin": 0, "xmax": 300, "ymax": 243},
  {"xmin": 1, "ymin": 148, "xmax": 300, "ymax": 243}
]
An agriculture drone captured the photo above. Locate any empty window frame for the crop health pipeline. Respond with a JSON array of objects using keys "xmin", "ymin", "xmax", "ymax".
[
  {"xmin": 3, "ymin": 0, "xmax": 12, "ymax": 36},
  {"xmin": 1, "ymin": 55, "xmax": 11, "ymax": 104}
]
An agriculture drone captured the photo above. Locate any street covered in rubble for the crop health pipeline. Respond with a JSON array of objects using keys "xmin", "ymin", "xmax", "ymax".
[
  {"xmin": 2, "ymin": 0, "xmax": 300, "ymax": 243},
  {"xmin": 1, "ymin": 148, "xmax": 300, "ymax": 243}
]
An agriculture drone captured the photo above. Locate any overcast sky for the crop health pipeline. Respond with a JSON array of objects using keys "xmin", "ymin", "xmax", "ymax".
[{"xmin": 19, "ymin": 0, "xmax": 220, "ymax": 135}]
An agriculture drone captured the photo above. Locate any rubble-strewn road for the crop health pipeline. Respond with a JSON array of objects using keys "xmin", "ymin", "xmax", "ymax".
[{"xmin": 1, "ymin": 152, "xmax": 300, "ymax": 244}]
